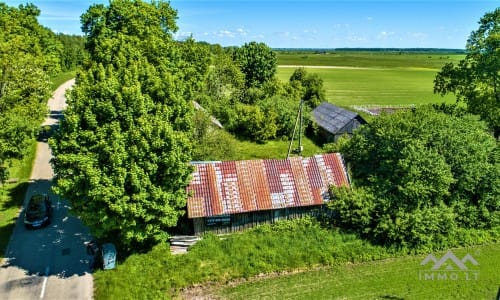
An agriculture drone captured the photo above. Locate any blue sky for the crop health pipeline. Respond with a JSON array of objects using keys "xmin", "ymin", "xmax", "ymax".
[{"xmin": 3, "ymin": 1, "xmax": 499, "ymax": 48}]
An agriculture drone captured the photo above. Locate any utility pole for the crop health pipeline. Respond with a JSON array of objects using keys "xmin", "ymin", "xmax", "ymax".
[{"xmin": 286, "ymin": 100, "xmax": 304, "ymax": 159}]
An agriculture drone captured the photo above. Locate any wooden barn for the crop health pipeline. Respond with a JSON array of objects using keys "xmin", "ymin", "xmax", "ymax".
[
  {"xmin": 312, "ymin": 102, "xmax": 366, "ymax": 143},
  {"xmin": 186, "ymin": 153, "xmax": 350, "ymax": 235}
]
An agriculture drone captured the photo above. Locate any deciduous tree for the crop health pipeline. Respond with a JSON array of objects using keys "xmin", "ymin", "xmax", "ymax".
[
  {"xmin": 0, "ymin": 3, "xmax": 60, "ymax": 181},
  {"xmin": 51, "ymin": 0, "xmax": 198, "ymax": 247},
  {"xmin": 233, "ymin": 41, "xmax": 277, "ymax": 90},
  {"xmin": 434, "ymin": 8, "xmax": 500, "ymax": 137}
]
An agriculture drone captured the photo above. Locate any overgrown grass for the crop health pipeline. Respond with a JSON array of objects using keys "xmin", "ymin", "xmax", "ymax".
[
  {"xmin": 0, "ymin": 141, "xmax": 36, "ymax": 256},
  {"xmin": 218, "ymin": 243, "xmax": 500, "ymax": 300},
  {"xmin": 94, "ymin": 218, "xmax": 399, "ymax": 300},
  {"xmin": 93, "ymin": 217, "xmax": 499, "ymax": 300}
]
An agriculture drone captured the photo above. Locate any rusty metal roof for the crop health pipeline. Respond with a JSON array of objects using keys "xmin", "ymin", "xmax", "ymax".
[{"xmin": 186, "ymin": 153, "xmax": 350, "ymax": 218}]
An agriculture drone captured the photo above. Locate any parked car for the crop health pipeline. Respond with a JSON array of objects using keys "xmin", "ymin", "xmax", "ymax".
[{"xmin": 24, "ymin": 194, "xmax": 52, "ymax": 228}]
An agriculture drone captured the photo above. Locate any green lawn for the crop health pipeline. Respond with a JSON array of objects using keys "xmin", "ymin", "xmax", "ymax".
[{"xmin": 217, "ymin": 243, "xmax": 500, "ymax": 300}]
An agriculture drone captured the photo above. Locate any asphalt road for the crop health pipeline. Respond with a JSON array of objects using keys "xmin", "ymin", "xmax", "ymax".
[{"xmin": 0, "ymin": 79, "xmax": 95, "ymax": 300}]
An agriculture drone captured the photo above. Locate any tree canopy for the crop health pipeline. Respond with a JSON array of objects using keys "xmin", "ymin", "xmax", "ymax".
[
  {"xmin": 233, "ymin": 41, "xmax": 277, "ymax": 90},
  {"xmin": 51, "ymin": 0, "xmax": 204, "ymax": 248},
  {"xmin": 0, "ymin": 3, "xmax": 61, "ymax": 181},
  {"xmin": 331, "ymin": 107, "xmax": 499, "ymax": 249},
  {"xmin": 434, "ymin": 8, "xmax": 500, "ymax": 137}
]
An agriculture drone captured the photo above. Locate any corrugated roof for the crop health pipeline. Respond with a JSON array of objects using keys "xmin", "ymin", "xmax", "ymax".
[
  {"xmin": 312, "ymin": 102, "xmax": 359, "ymax": 134},
  {"xmin": 186, "ymin": 153, "xmax": 349, "ymax": 218}
]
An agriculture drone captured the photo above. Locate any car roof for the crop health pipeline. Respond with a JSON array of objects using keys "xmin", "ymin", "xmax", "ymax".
[{"xmin": 29, "ymin": 194, "xmax": 47, "ymax": 204}]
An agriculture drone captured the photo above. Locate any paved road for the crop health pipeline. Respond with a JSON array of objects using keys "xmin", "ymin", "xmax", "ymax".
[{"xmin": 0, "ymin": 79, "xmax": 94, "ymax": 300}]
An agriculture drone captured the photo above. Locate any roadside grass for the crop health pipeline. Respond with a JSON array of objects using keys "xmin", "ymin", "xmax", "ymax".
[
  {"xmin": 50, "ymin": 70, "xmax": 76, "ymax": 91},
  {"xmin": 0, "ymin": 141, "xmax": 36, "ymax": 257}
]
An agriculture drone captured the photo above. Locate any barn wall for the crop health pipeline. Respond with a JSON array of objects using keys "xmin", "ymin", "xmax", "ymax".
[{"xmin": 192, "ymin": 206, "xmax": 324, "ymax": 235}]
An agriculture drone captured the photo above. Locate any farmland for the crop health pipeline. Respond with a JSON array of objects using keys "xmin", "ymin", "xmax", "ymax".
[{"xmin": 276, "ymin": 51, "xmax": 463, "ymax": 107}]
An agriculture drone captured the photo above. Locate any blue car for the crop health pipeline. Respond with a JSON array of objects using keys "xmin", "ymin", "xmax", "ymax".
[{"xmin": 24, "ymin": 194, "xmax": 52, "ymax": 229}]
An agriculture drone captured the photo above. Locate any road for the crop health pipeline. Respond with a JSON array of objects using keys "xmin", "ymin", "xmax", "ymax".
[{"xmin": 0, "ymin": 79, "xmax": 94, "ymax": 300}]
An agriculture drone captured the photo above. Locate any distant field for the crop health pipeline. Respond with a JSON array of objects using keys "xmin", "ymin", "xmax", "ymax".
[
  {"xmin": 217, "ymin": 243, "xmax": 500, "ymax": 300},
  {"xmin": 276, "ymin": 51, "xmax": 464, "ymax": 69},
  {"xmin": 276, "ymin": 51, "xmax": 463, "ymax": 107}
]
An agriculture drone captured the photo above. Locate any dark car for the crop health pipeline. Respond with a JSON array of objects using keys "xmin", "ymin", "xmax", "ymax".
[{"xmin": 24, "ymin": 194, "xmax": 52, "ymax": 228}]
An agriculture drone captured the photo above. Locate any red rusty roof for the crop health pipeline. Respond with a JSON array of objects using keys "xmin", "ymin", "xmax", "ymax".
[{"xmin": 186, "ymin": 153, "xmax": 350, "ymax": 218}]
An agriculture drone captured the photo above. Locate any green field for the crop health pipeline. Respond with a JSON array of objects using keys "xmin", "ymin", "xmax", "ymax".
[
  {"xmin": 276, "ymin": 51, "xmax": 462, "ymax": 107},
  {"xmin": 217, "ymin": 243, "xmax": 500, "ymax": 300}
]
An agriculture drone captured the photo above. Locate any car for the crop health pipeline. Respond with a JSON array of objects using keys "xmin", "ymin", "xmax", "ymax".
[{"xmin": 24, "ymin": 194, "xmax": 52, "ymax": 229}]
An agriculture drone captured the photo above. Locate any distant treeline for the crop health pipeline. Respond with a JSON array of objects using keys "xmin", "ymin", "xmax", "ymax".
[{"xmin": 274, "ymin": 48, "xmax": 466, "ymax": 54}]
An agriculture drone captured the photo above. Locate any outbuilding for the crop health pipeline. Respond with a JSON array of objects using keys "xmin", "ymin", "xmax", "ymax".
[
  {"xmin": 186, "ymin": 153, "xmax": 349, "ymax": 235},
  {"xmin": 312, "ymin": 102, "xmax": 366, "ymax": 143}
]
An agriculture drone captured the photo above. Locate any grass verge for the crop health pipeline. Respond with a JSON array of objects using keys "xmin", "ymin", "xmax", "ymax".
[{"xmin": 0, "ymin": 141, "xmax": 36, "ymax": 257}]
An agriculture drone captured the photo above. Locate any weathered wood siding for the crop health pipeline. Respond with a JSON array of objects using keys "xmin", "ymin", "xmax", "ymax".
[{"xmin": 192, "ymin": 205, "xmax": 323, "ymax": 235}]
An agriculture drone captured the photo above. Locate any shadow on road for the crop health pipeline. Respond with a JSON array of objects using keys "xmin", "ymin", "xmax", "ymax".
[{"xmin": 2, "ymin": 179, "xmax": 93, "ymax": 278}]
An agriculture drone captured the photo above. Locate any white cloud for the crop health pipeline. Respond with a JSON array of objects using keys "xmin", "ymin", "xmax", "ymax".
[{"xmin": 377, "ymin": 31, "xmax": 395, "ymax": 39}]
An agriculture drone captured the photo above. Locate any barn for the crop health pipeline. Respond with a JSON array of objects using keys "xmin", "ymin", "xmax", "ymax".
[
  {"xmin": 312, "ymin": 102, "xmax": 366, "ymax": 143},
  {"xmin": 186, "ymin": 153, "xmax": 350, "ymax": 235}
]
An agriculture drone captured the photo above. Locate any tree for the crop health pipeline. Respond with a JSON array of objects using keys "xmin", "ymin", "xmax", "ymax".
[
  {"xmin": 331, "ymin": 106, "xmax": 499, "ymax": 249},
  {"xmin": 0, "ymin": 3, "xmax": 61, "ymax": 181},
  {"xmin": 56, "ymin": 33, "xmax": 86, "ymax": 71},
  {"xmin": 51, "ymin": 0, "xmax": 198, "ymax": 248},
  {"xmin": 233, "ymin": 41, "xmax": 277, "ymax": 90},
  {"xmin": 289, "ymin": 67, "xmax": 326, "ymax": 109},
  {"xmin": 434, "ymin": 8, "xmax": 500, "ymax": 137}
]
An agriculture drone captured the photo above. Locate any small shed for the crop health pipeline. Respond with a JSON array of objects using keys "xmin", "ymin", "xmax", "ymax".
[
  {"xmin": 186, "ymin": 153, "xmax": 350, "ymax": 235},
  {"xmin": 312, "ymin": 102, "xmax": 366, "ymax": 143}
]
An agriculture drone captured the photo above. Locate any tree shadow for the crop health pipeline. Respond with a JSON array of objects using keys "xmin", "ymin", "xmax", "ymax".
[{"xmin": 2, "ymin": 179, "xmax": 94, "ymax": 277}]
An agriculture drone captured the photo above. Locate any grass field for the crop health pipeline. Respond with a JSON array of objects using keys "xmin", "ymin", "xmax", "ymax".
[
  {"xmin": 217, "ymin": 243, "xmax": 500, "ymax": 300},
  {"xmin": 276, "ymin": 51, "xmax": 461, "ymax": 107}
]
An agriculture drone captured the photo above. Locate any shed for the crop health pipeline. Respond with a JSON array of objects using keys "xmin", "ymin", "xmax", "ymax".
[
  {"xmin": 186, "ymin": 153, "xmax": 349, "ymax": 235},
  {"xmin": 312, "ymin": 102, "xmax": 366, "ymax": 143}
]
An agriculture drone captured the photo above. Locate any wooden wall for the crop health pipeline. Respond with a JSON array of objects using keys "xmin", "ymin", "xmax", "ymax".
[{"xmin": 192, "ymin": 205, "xmax": 323, "ymax": 235}]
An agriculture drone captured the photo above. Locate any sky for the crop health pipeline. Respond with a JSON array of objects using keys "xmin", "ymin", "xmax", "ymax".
[{"xmin": 3, "ymin": 0, "xmax": 499, "ymax": 49}]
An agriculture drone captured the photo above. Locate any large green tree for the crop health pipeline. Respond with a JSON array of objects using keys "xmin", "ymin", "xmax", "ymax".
[
  {"xmin": 0, "ymin": 3, "xmax": 61, "ymax": 181},
  {"xmin": 434, "ymin": 8, "xmax": 500, "ymax": 138},
  {"xmin": 331, "ymin": 107, "xmax": 499, "ymax": 249},
  {"xmin": 233, "ymin": 41, "xmax": 277, "ymax": 91},
  {"xmin": 51, "ymin": 0, "xmax": 199, "ymax": 247}
]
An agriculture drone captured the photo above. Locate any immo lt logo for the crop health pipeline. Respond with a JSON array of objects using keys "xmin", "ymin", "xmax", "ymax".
[{"xmin": 419, "ymin": 250, "xmax": 479, "ymax": 281}]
